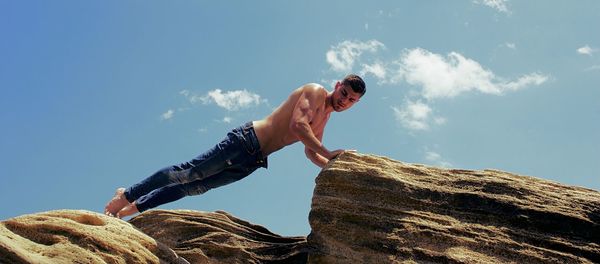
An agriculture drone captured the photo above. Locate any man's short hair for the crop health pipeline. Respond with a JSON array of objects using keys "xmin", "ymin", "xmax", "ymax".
[{"xmin": 341, "ymin": 74, "xmax": 366, "ymax": 96}]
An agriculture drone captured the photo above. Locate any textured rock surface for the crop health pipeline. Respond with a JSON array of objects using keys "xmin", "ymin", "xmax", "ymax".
[
  {"xmin": 129, "ymin": 209, "xmax": 309, "ymax": 264},
  {"xmin": 3, "ymin": 152, "xmax": 599, "ymax": 264},
  {"xmin": 308, "ymin": 152, "xmax": 600, "ymax": 263},
  {"xmin": 0, "ymin": 210, "xmax": 188, "ymax": 264}
]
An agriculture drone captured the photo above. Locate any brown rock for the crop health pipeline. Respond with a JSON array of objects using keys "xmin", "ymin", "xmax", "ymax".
[
  {"xmin": 0, "ymin": 209, "xmax": 188, "ymax": 264},
  {"xmin": 129, "ymin": 209, "xmax": 309, "ymax": 264},
  {"xmin": 308, "ymin": 152, "xmax": 600, "ymax": 263}
]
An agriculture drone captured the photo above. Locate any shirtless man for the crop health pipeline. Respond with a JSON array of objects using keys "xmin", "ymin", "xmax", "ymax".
[{"xmin": 104, "ymin": 74, "xmax": 366, "ymax": 218}]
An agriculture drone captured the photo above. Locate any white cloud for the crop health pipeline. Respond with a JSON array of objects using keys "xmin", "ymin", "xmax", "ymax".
[
  {"xmin": 180, "ymin": 89, "xmax": 190, "ymax": 97},
  {"xmin": 388, "ymin": 48, "xmax": 547, "ymax": 131},
  {"xmin": 222, "ymin": 117, "xmax": 232, "ymax": 123},
  {"xmin": 425, "ymin": 151, "xmax": 441, "ymax": 161},
  {"xmin": 160, "ymin": 109, "xmax": 174, "ymax": 120},
  {"xmin": 434, "ymin": 117, "xmax": 447, "ymax": 125},
  {"xmin": 323, "ymin": 40, "xmax": 549, "ymax": 133},
  {"xmin": 577, "ymin": 45, "xmax": 597, "ymax": 56},
  {"xmin": 392, "ymin": 100, "xmax": 433, "ymax": 131},
  {"xmin": 326, "ymin": 40, "xmax": 384, "ymax": 72},
  {"xmin": 474, "ymin": 0, "xmax": 510, "ymax": 14},
  {"xmin": 204, "ymin": 89, "xmax": 264, "ymax": 111},
  {"xmin": 500, "ymin": 73, "xmax": 548, "ymax": 91},
  {"xmin": 360, "ymin": 62, "xmax": 387, "ymax": 80},
  {"xmin": 425, "ymin": 151, "xmax": 453, "ymax": 168},
  {"xmin": 393, "ymin": 48, "xmax": 549, "ymax": 100},
  {"xmin": 183, "ymin": 89, "xmax": 265, "ymax": 111},
  {"xmin": 585, "ymin": 65, "xmax": 600, "ymax": 71}
]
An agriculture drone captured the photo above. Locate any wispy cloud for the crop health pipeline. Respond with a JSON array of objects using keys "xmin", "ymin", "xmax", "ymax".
[
  {"xmin": 390, "ymin": 48, "xmax": 548, "ymax": 131},
  {"xmin": 181, "ymin": 89, "xmax": 266, "ymax": 111},
  {"xmin": 392, "ymin": 100, "xmax": 433, "ymax": 131},
  {"xmin": 505, "ymin": 42, "xmax": 516, "ymax": 50},
  {"xmin": 425, "ymin": 151, "xmax": 453, "ymax": 168},
  {"xmin": 160, "ymin": 109, "xmax": 174, "ymax": 120},
  {"xmin": 326, "ymin": 40, "xmax": 385, "ymax": 72},
  {"xmin": 360, "ymin": 62, "xmax": 387, "ymax": 81},
  {"xmin": 474, "ymin": 0, "xmax": 510, "ymax": 14},
  {"xmin": 577, "ymin": 45, "xmax": 597, "ymax": 56},
  {"xmin": 392, "ymin": 100, "xmax": 448, "ymax": 132},
  {"xmin": 393, "ymin": 48, "xmax": 548, "ymax": 100},
  {"xmin": 585, "ymin": 65, "xmax": 600, "ymax": 72},
  {"xmin": 500, "ymin": 73, "xmax": 548, "ymax": 91},
  {"xmin": 222, "ymin": 117, "xmax": 233, "ymax": 123},
  {"xmin": 324, "ymin": 39, "xmax": 549, "ymax": 132},
  {"xmin": 434, "ymin": 117, "xmax": 447, "ymax": 125}
]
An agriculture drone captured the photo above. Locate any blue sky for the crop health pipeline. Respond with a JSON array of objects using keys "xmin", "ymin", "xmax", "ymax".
[{"xmin": 1, "ymin": 1, "xmax": 599, "ymax": 236}]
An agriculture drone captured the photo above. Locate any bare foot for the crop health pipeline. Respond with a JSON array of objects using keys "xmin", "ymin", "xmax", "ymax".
[
  {"xmin": 116, "ymin": 203, "xmax": 139, "ymax": 218},
  {"xmin": 104, "ymin": 188, "xmax": 131, "ymax": 217}
]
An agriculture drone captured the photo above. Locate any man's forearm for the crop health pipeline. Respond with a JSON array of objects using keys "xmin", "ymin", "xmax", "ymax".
[
  {"xmin": 306, "ymin": 149, "xmax": 329, "ymax": 168},
  {"xmin": 293, "ymin": 122, "xmax": 330, "ymax": 157}
]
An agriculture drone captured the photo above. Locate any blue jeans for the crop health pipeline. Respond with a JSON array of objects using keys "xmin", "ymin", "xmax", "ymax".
[{"xmin": 124, "ymin": 122, "xmax": 268, "ymax": 212}]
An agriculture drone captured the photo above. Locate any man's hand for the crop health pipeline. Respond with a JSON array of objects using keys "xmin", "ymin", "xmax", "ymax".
[
  {"xmin": 306, "ymin": 148, "xmax": 357, "ymax": 168},
  {"xmin": 325, "ymin": 149, "xmax": 355, "ymax": 160}
]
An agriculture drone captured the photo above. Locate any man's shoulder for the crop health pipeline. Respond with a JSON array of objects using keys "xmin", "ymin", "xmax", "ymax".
[
  {"xmin": 300, "ymin": 83, "xmax": 327, "ymax": 95},
  {"xmin": 303, "ymin": 82, "xmax": 324, "ymax": 89}
]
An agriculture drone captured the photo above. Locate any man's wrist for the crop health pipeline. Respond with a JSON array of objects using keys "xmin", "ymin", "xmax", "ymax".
[{"xmin": 316, "ymin": 146, "xmax": 330, "ymax": 159}]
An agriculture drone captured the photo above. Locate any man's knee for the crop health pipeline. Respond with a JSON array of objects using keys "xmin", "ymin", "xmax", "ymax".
[{"xmin": 159, "ymin": 166, "xmax": 202, "ymax": 185}]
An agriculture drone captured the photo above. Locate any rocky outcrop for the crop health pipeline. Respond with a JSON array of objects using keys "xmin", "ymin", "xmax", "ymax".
[
  {"xmin": 3, "ymin": 152, "xmax": 599, "ymax": 263},
  {"xmin": 0, "ymin": 210, "xmax": 188, "ymax": 264},
  {"xmin": 129, "ymin": 209, "xmax": 309, "ymax": 264},
  {"xmin": 0, "ymin": 209, "xmax": 308, "ymax": 264},
  {"xmin": 308, "ymin": 152, "xmax": 600, "ymax": 263}
]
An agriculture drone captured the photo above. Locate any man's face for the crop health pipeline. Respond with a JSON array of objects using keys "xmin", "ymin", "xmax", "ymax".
[{"xmin": 332, "ymin": 82, "xmax": 362, "ymax": 112}]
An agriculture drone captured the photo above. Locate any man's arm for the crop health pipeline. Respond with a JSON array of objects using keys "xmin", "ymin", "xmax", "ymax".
[
  {"xmin": 289, "ymin": 85, "xmax": 342, "ymax": 160},
  {"xmin": 305, "ymin": 148, "xmax": 329, "ymax": 168},
  {"xmin": 305, "ymin": 129, "xmax": 329, "ymax": 168}
]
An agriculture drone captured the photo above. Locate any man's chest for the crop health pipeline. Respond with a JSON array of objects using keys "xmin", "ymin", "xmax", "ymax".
[{"xmin": 309, "ymin": 111, "xmax": 330, "ymax": 133}]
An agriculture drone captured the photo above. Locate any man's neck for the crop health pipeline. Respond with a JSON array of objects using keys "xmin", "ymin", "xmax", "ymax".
[{"xmin": 325, "ymin": 92, "xmax": 335, "ymax": 113}]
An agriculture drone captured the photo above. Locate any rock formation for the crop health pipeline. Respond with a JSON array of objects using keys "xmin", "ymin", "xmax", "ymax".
[
  {"xmin": 0, "ymin": 209, "xmax": 309, "ymax": 264},
  {"xmin": 308, "ymin": 152, "xmax": 600, "ymax": 263},
  {"xmin": 129, "ymin": 209, "xmax": 309, "ymax": 264},
  {"xmin": 0, "ymin": 210, "xmax": 188, "ymax": 264},
  {"xmin": 2, "ymin": 152, "xmax": 599, "ymax": 263}
]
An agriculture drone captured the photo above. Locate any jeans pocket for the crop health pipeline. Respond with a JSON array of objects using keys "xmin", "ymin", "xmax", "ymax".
[{"xmin": 239, "ymin": 131, "xmax": 257, "ymax": 155}]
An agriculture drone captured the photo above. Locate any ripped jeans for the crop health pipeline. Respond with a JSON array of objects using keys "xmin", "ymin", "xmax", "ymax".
[{"xmin": 123, "ymin": 122, "xmax": 268, "ymax": 212}]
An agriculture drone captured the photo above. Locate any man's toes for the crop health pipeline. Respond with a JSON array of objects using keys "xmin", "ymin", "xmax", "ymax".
[
  {"xmin": 116, "ymin": 206, "xmax": 128, "ymax": 218},
  {"xmin": 116, "ymin": 203, "xmax": 138, "ymax": 219},
  {"xmin": 116, "ymin": 210, "xmax": 126, "ymax": 219}
]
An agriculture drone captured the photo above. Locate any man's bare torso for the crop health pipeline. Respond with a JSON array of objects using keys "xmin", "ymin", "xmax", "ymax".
[{"xmin": 253, "ymin": 83, "xmax": 331, "ymax": 156}]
